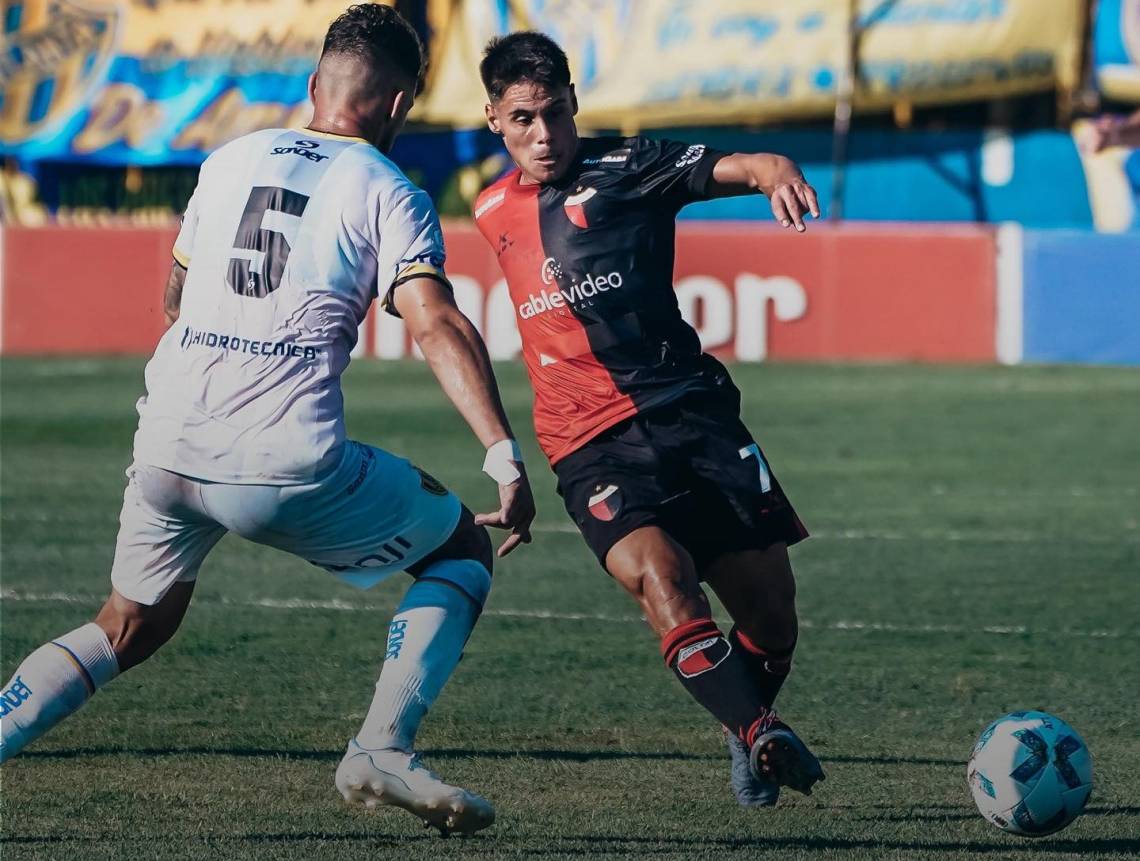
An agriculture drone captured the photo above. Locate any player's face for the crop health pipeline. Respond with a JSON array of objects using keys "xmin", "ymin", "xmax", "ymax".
[{"xmin": 486, "ymin": 82, "xmax": 579, "ymax": 185}]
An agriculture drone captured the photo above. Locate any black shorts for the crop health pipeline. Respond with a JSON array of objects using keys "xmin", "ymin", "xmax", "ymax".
[{"xmin": 554, "ymin": 390, "xmax": 808, "ymax": 573}]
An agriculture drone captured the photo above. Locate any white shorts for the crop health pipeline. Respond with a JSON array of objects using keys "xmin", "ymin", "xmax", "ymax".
[{"xmin": 110, "ymin": 441, "xmax": 462, "ymax": 605}]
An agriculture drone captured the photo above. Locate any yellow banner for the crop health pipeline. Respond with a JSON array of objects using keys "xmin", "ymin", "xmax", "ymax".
[{"xmin": 417, "ymin": 0, "xmax": 1085, "ymax": 128}]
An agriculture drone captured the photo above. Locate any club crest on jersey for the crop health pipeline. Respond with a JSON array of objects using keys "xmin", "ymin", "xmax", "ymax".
[
  {"xmin": 0, "ymin": 0, "xmax": 122, "ymax": 144},
  {"xmin": 587, "ymin": 483, "xmax": 622, "ymax": 522},
  {"xmin": 564, "ymin": 186, "xmax": 597, "ymax": 229},
  {"xmin": 415, "ymin": 467, "xmax": 449, "ymax": 497}
]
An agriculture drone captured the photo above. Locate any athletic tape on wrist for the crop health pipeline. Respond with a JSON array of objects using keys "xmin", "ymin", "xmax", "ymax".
[{"xmin": 482, "ymin": 438, "xmax": 523, "ymax": 485}]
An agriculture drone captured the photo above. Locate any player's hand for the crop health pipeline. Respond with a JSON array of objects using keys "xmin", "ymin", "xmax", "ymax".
[
  {"xmin": 474, "ymin": 467, "xmax": 536, "ymax": 557},
  {"xmin": 1077, "ymin": 116, "xmax": 1118, "ymax": 155},
  {"xmin": 769, "ymin": 174, "xmax": 820, "ymax": 233}
]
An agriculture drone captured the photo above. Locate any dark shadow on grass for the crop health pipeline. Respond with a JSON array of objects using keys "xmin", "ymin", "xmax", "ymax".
[
  {"xmin": 0, "ymin": 833, "xmax": 414, "ymax": 848},
  {"xmin": 24, "ymin": 745, "xmax": 961, "ymax": 768},
  {"xmin": 855, "ymin": 805, "xmax": 1140, "ymax": 824},
  {"xmin": 527, "ymin": 834, "xmax": 1140, "ymax": 856}
]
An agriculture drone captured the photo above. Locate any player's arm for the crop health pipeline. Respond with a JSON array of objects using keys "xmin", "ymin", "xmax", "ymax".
[
  {"xmin": 708, "ymin": 153, "xmax": 821, "ymax": 232},
  {"xmin": 163, "ymin": 261, "xmax": 187, "ymax": 328},
  {"xmin": 394, "ymin": 277, "xmax": 536, "ymax": 557},
  {"xmin": 1079, "ymin": 108, "xmax": 1140, "ymax": 153}
]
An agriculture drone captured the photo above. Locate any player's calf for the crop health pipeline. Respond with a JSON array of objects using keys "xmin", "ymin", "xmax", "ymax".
[
  {"xmin": 1, "ymin": 622, "xmax": 119, "ymax": 763},
  {"xmin": 1, "ymin": 583, "xmax": 192, "ymax": 763},
  {"xmin": 340, "ymin": 517, "xmax": 496, "ymax": 831}
]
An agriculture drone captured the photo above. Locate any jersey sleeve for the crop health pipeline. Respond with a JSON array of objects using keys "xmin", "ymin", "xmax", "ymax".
[
  {"xmin": 377, "ymin": 188, "xmax": 450, "ymax": 318},
  {"xmin": 628, "ymin": 137, "xmax": 727, "ymax": 208},
  {"xmin": 172, "ymin": 186, "xmax": 200, "ymax": 268}
]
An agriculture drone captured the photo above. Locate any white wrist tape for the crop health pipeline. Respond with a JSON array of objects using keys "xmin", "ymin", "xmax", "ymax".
[{"xmin": 482, "ymin": 438, "xmax": 523, "ymax": 485}]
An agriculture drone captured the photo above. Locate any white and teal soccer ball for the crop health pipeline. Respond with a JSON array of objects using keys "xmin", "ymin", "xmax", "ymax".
[{"xmin": 967, "ymin": 710, "xmax": 1093, "ymax": 837}]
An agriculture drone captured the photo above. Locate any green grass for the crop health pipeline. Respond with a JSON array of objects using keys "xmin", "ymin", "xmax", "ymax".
[{"xmin": 2, "ymin": 358, "xmax": 1138, "ymax": 860}]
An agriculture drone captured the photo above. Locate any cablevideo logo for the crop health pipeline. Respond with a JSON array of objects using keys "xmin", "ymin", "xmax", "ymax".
[{"xmin": 518, "ymin": 258, "xmax": 624, "ymax": 319}]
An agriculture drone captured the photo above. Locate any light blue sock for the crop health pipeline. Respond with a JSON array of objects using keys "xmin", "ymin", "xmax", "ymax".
[
  {"xmin": 1, "ymin": 623, "xmax": 119, "ymax": 762},
  {"xmin": 355, "ymin": 559, "xmax": 491, "ymax": 752}
]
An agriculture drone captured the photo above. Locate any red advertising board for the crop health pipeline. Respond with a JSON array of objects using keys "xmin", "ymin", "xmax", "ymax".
[{"xmin": 1, "ymin": 223, "xmax": 996, "ymax": 361}]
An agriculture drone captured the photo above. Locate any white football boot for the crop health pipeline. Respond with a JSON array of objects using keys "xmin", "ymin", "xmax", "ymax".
[{"xmin": 335, "ymin": 738, "xmax": 495, "ymax": 836}]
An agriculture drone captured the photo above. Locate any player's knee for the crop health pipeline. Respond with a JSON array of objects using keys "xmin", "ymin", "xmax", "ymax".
[
  {"xmin": 446, "ymin": 515, "xmax": 493, "ymax": 576},
  {"xmin": 415, "ymin": 557, "xmax": 493, "ymax": 610},
  {"xmin": 94, "ymin": 597, "xmax": 181, "ymax": 670}
]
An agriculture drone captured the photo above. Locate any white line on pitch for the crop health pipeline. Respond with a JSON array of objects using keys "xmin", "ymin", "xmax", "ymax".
[{"xmin": 0, "ymin": 590, "xmax": 1130, "ymax": 639}]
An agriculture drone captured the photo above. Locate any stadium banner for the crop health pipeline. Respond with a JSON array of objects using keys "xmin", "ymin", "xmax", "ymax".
[
  {"xmin": 419, "ymin": 0, "xmax": 1085, "ymax": 128},
  {"xmin": 2, "ymin": 0, "xmax": 1086, "ymax": 165},
  {"xmin": 1, "ymin": 223, "xmax": 997, "ymax": 362},
  {"xmin": 1021, "ymin": 230, "xmax": 1140, "ymax": 365},
  {"xmin": 1094, "ymin": 0, "xmax": 1140, "ymax": 102},
  {"xmin": 0, "ymin": 0, "xmax": 361, "ymax": 164}
]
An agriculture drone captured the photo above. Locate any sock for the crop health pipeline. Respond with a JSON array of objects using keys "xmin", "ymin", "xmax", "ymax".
[
  {"xmin": 729, "ymin": 626, "xmax": 795, "ymax": 708},
  {"xmin": 661, "ymin": 617, "xmax": 773, "ymax": 747},
  {"xmin": 0, "ymin": 623, "xmax": 120, "ymax": 762},
  {"xmin": 354, "ymin": 559, "xmax": 491, "ymax": 752}
]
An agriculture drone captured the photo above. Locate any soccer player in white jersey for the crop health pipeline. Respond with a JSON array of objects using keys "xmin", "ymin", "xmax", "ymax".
[{"xmin": 0, "ymin": 4, "xmax": 534, "ymax": 836}]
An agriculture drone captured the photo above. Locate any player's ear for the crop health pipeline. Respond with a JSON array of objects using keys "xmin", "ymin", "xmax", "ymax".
[
  {"xmin": 307, "ymin": 71, "xmax": 318, "ymax": 104},
  {"xmin": 485, "ymin": 102, "xmax": 502, "ymax": 135},
  {"xmin": 389, "ymin": 88, "xmax": 411, "ymax": 122},
  {"xmin": 569, "ymin": 84, "xmax": 578, "ymax": 116}
]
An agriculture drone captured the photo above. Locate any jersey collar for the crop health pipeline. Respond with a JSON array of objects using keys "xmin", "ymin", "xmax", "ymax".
[{"xmin": 295, "ymin": 127, "xmax": 369, "ymax": 144}]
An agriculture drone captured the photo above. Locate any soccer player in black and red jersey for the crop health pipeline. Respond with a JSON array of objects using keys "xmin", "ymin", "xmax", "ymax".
[{"xmin": 472, "ymin": 32, "xmax": 825, "ymax": 806}]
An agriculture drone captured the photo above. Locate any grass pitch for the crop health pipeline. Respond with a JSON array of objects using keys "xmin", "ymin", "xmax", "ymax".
[{"xmin": 2, "ymin": 358, "xmax": 1138, "ymax": 860}]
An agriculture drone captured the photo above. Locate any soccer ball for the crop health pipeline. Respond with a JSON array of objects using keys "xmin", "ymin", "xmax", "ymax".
[{"xmin": 967, "ymin": 710, "xmax": 1093, "ymax": 837}]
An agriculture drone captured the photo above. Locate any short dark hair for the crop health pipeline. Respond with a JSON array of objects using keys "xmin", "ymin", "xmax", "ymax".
[
  {"xmin": 322, "ymin": 4, "xmax": 425, "ymax": 94},
  {"xmin": 480, "ymin": 31, "xmax": 571, "ymax": 102}
]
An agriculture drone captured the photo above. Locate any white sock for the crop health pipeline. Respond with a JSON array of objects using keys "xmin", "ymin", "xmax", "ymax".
[
  {"xmin": 355, "ymin": 560, "xmax": 491, "ymax": 752},
  {"xmin": 0, "ymin": 623, "xmax": 120, "ymax": 762}
]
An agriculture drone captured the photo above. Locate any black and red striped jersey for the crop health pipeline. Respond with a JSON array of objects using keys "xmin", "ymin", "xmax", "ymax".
[{"xmin": 474, "ymin": 135, "xmax": 732, "ymax": 465}]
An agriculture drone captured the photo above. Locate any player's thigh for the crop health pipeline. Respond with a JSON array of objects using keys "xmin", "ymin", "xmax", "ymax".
[
  {"xmin": 110, "ymin": 464, "xmax": 226, "ymax": 607},
  {"xmin": 671, "ymin": 399, "xmax": 809, "ymax": 570},
  {"xmin": 206, "ymin": 441, "xmax": 462, "ymax": 590},
  {"xmin": 406, "ymin": 505, "xmax": 493, "ymax": 577}
]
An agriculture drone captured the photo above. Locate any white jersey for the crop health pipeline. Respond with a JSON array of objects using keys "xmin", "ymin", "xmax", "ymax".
[{"xmin": 133, "ymin": 128, "xmax": 447, "ymax": 484}]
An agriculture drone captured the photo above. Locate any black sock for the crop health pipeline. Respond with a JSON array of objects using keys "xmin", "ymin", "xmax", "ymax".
[
  {"xmin": 729, "ymin": 626, "xmax": 795, "ymax": 708},
  {"xmin": 661, "ymin": 618, "xmax": 772, "ymax": 746}
]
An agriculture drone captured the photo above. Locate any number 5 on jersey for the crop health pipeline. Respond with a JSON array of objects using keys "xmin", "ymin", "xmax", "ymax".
[{"xmin": 227, "ymin": 186, "xmax": 310, "ymax": 298}]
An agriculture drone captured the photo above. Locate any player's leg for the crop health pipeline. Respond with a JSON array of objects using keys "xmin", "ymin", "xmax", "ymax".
[
  {"xmin": 1, "ymin": 466, "xmax": 222, "ymax": 762},
  {"xmin": 704, "ymin": 542, "xmax": 798, "ymax": 709},
  {"xmin": 351, "ymin": 505, "xmax": 493, "ymax": 754},
  {"xmin": 213, "ymin": 442, "xmax": 494, "ymax": 834},
  {"xmin": 677, "ymin": 394, "xmax": 821, "ymax": 800},
  {"xmin": 701, "ymin": 543, "xmax": 798, "ymax": 807},
  {"xmin": 604, "ymin": 526, "xmax": 779, "ymax": 748},
  {"xmin": 335, "ymin": 507, "xmax": 495, "ymax": 835}
]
